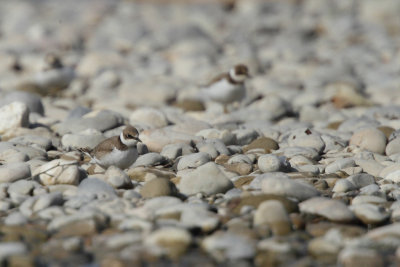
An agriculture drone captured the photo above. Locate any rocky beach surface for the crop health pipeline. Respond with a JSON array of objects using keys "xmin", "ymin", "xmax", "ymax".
[{"xmin": 0, "ymin": 0, "xmax": 400, "ymax": 266}]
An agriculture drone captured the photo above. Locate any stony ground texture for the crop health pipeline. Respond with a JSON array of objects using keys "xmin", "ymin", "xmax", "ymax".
[{"xmin": 0, "ymin": 0, "xmax": 400, "ymax": 266}]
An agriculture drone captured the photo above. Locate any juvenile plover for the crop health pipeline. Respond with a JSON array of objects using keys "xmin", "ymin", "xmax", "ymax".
[
  {"xmin": 200, "ymin": 64, "xmax": 250, "ymax": 105},
  {"xmin": 81, "ymin": 125, "xmax": 142, "ymax": 169}
]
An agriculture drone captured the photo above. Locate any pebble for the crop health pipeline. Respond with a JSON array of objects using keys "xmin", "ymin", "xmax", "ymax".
[
  {"xmin": 33, "ymin": 159, "xmax": 82, "ymax": 185},
  {"xmin": 202, "ymin": 232, "xmax": 256, "ymax": 262},
  {"xmin": 180, "ymin": 206, "xmax": 220, "ymax": 233},
  {"xmin": 61, "ymin": 131, "xmax": 106, "ymax": 150},
  {"xmin": 349, "ymin": 128, "xmax": 387, "ymax": 154},
  {"xmin": 287, "ymin": 128, "xmax": 325, "ymax": 153},
  {"xmin": 0, "ymin": 91, "xmax": 44, "ymax": 115},
  {"xmin": 338, "ymin": 247, "xmax": 384, "ymax": 267},
  {"xmin": 144, "ymin": 227, "xmax": 191, "ymax": 259},
  {"xmin": 130, "ymin": 107, "xmax": 169, "ymax": 129},
  {"xmin": 261, "ymin": 174, "xmax": 319, "ymax": 201},
  {"xmin": 299, "ymin": 197, "xmax": 356, "ymax": 223},
  {"xmin": 177, "ymin": 152, "xmax": 211, "ymax": 170},
  {"xmin": 253, "ymin": 200, "xmax": 291, "ymax": 235},
  {"xmin": 178, "ymin": 162, "xmax": 233, "ymax": 195},
  {"xmin": 10, "ymin": 135, "xmax": 52, "ymax": 151},
  {"xmin": 0, "ymin": 163, "xmax": 31, "ymax": 183},
  {"xmin": 257, "ymin": 154, "xmax": 284, "ymax": 173},
  {"xmin": 350, "ymin": 204, "xmax": 389, "ymax": 225},
  {"xmin": 140, "ymin": 178, "xmax": 178, "ymax": 198},
  {"xmin": 132, "ymin": 153, "xmax": 167, "ymax": 167},
  {"xmin": 0, "ymin": 102, "xmax": 29, "ymax": 134},
  {"xmin": 0, "ymin": 242, "xmax": 27, "ymax": 260},
  {"xmin": 103, "ymin": 166, "xmax": 132, "ymax": 189},
  {"xmin": 325, "ymin": 158, "xmax": 355, "ymax": 174}
]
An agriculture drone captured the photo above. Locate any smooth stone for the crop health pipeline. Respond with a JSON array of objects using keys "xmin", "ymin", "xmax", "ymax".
[
  {"xmin": 332, "ymin": 179, "xmax": 357, "ymax": 193},
  {"xmin": 253, "ymin": 200, "xmax": 291, "ymax": 236},
  {"xmin": 130, "ymin": 107, "xmax": 168, "ymax": 128},
  {"xmin": 350, "ymin": 204, "xmax": 389, "ymax": 225},
  {"xmin": 132, "ymin": 153, "xmax": 167, "ymax": 167},
  {"xmin": 177, "ymin": 152, "xmax": 211, "ymax": 170},
  {"xmin": 232, "ymin": 129, "xmax": 259, "ymax": 146},
  {"xmin": 141, "ymin": 196, "xmax": 182, "ymax": 219},
  {"xmin": 347, "ymin": 173, "xmax": 375, "ymax": 188},
  {"xmin": 0, "ymin": 163, "xmax": 31, "ymax": 183},
  {"xmin": 359, "ymin": 184, "xmax": 380, "ymax": 195},
  {"xmin": 78, "ymin": 177, "xmax": 117, "ymax": 199},
  {"xmin": 325, "ymin": 158, "xmax": 355, "ymax": 174},
  {"xmin": 224, "ymin": 162, "xmax": 253, "ymax": 176},
  {"xmin": 0, "ymin": 102, "xmax": 29, "ymax": 134},
  {"xmin": 196, "ymin": 139, "xmax": 229, "ymax": 159},
  {"xmin": 180, "ymin": 206, "xmax": 220, "ymax": 233},
  {"xmin": 287, "ymin": 129, "xmax": 325, "ymax": 153},
  {"xmin": 195, "ymin": 128, "xmax": 236, "ymax": 145},
  {"xmin": 140, "ymin": 127, "xmax": 203, "ymax": 153},
  {"xmin": 67, "ymin": 106, "xmax": 91, "ymax": 119},
  {"xmin": 260, "ymin": 174, "xmax": 319, "ymax": 201},
  {"xmin": 338, "ymin": 247, "xmax": 384, "ymax": 267},
  {"xmin": 33, "ymin": 159, "xmax": 81, "ymax": 185},
  {"xmin": 140, "ymin": 178, "xmax": 178, "ymax": 198},
  {"xmin": 19, "ymin": 192, "xmax": 63, "ymax": 217},
  {"xmin": 258, "ymin": 154, "xmax": 283, "ymax": 173},
  {"xmin": 0, "ymin": 149, "xmax": 29, "ymax": 163},
  {"xmin": 349, "ymin": 128, "xmax": 387, "ymax": 154},
  {"xmin": 279, "ymin": 146, "xmax": 320, "ymax": 160},
  {"xmin": 384, "ymin": 170, "xmax": 400, "ymax": 183},
  {"xmin": 351, "ymin": 195, "xmax": 387, "ymax": 205},
  {"xmin": 53, "ymin": 110, "xmax": 122, "ymax": 135},
  {"xmin": 4, "ymin": 212, "xmax": 28, "ymax": 226},
  {"xmin": 0, "ymin": 200, "xmax": 12, "ymax": 212},
  {"xmin": 47, "ymin": 210, "xmax": 108, "ymax": 233},
  {"xmin": 178, "ymin": 162, "xmax": 233, "ymax": 195},
  {"xmin": 160, "ymin": 144, "xmax": 183, "ymax": 160},
  {"xmin": 243, "ymin": 137, "xmax": 279, "ymax": 153},
  {"xmin": 0, "ymin": 242, "xmax": 27, "ymax": 260},
  {"xmin": 367, "ymin": 223, "xmax": 400, "ymax": 240},
  {"xmin": 0, "ymin": 91, "xmax": 44, "ymax": 115},
  {"xmin": 61, "ymin": 131, "xmax": 106, "ymax": 150},
  {"xmin": 118, "ymin": 217, "xmax": 153, "ymax": 232},
  {"xmin": 144, "ymin": 227, "xmax": 192, "ymax": 259},
  {"xmin": 299, "ymin": 197, "xmax": 356, "ymax": 223},
  {"xmin": 386, "ymin": 138, "xmax": 400, "ymax": 156},
  {"xmin": 9, "ymin": 135, "xmax": 52, "ymax": 151},
  {"xmin": 228, "ymin": 154, "xmax": 253, "ymax": 164},
  {"xmin": 380, "ymin": 163, "xmax": 400, "ymax": 178},
  {"xmin": 355, "ymin": 159, "xmax": 384, "ymax": 177},
  {"xmin": 249, "ymin": 172, "xmax": 289, "ymax": 190},
  {"xmin": 104, "ymin": 166, "xmax": 132, "ymax": 189},
  {"xmin": 202, "ymin": 232, "xmax": 256, "ymax": 261},
  {"xmin": 37, "ymin": 206, "xmax": 66, "ymax": 220}
]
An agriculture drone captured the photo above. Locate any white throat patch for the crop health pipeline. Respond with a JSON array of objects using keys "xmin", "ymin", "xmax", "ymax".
[{"xmin": 120, "ymin": 132, "xmax": 138, "ymax": 147}]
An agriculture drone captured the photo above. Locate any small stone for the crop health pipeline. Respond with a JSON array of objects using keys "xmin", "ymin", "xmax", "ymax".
[
  {"xmin": 258, "ymin": 154, "xmax": 283, "ymax": 173},
  {"xmin": 144, "ymin": 227, "xmax": 192, "ymax": 259},
  {"xmin": 4, "ymin": 212, "xmax": 28, "ymax": 226},
  {"xmin": 349, "ymin": 128, "xmax": 387, "ymax": 154},
  {"xmin": 104, "ymin": 166, "xmax": 132, "ymax": 189},
  {"xmin": 347, "ymin": 173, "xmax": 375, "ymax": 188},
  {"xmin": 253, "ymin": 200, "xmax": 291, "ymax": 236},
  {"xmin": 178, "ymin": 162, "xmax": 233, "ymax": 195},
  {"xmin": 299, "ymin": 197, "xmax": 356, "ymax": 223},
  {"xmin": 0, "ymin": 163, "xmax": 31, "ymax": 183},
  {"xmin": 33, "ymin": 159, "xmax": 82, "ymax": 185},
  {"xmin": 130, "ymin": 107, "xmax": 168, "ymax": 128},
  {"xmin": 0, "ymin": 242, "xmax": 27, "ymax": 260},
  {"xmin": 0, "ymin": 91, "xmax": 44, "ymax": 115},
  {"xmin": 180, "ymin": 206, "xmax": 220, "ymax": 233},
  {"xmin": 177, "ymin": 152, "xmax": 211, "ymax": 170},
  {"xmin": 338, "ymin": 247, "xmax": 384, "ymax": 267},
  {"xmin": 202, "ymin": 232, "xmax": 256, "ymax": 262},
  {"xmin": 10, "ymin": 135, "xmax": 52, "ymax": 151},
  {"xmin": 0, "ymin": 102, "xmax": 29, "ymax": 134},
  {"xmin": 78, "ymin": 177, "xmax": 117, "ymax": 199},
  {"xmin": 243, "ymin": 137, "xmax": 279, "ymax": 153},
  {"xmin": 350, "ymin": 204, "xmax": 389, "ymax": 225},
  {"xmin": 261, "ymin": 174, "xmax": 319, "ymax": 201},
  {"xmin": 140, "ymin": 178, "xmax": 178, "ymax": 198},
  {"xmin": 325, "ymin": 158, "xmax": 355, "ymax": 174},
  {"xmin": 385, "ymin": 138, "xmax": 400, "ymax": 156},
  {"xmin": 333, "ymin": 179, "xmax": 357, "ymax": 193},
  {"xmin": 61, "ymin": 131, "xmax": 106, "ymax": 150},
  {"xmin": 288, "ymin": 129, "xmax": 325, "ymax": 153},
  {"xmin": 132, "ymin": 153, "xmax": 167, "ymax": 167}
]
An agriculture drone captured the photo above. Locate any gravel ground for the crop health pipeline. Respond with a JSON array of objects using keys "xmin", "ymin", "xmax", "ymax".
[{"xmin": 0, "ymin": 0, "xmax": 400, "ymax": 266}]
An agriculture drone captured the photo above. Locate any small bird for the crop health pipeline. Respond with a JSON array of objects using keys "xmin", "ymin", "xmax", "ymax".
[
  {"xmin": 200, "ymin": 64, "xmax": 250, "ymax": 105},
  {"xmin": 81, "ymin": 125, "xmax": 142, "ymax": 169}
]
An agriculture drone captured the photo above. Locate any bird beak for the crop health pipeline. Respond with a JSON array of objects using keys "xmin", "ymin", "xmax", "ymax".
[{"xmin": 136, "ymin": 137, "xmax": 142, "ymax": 142}]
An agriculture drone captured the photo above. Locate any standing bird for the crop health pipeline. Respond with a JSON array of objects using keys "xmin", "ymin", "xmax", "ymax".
[
  {"xmin": 81, "ymin": 125, "xmax": 142, "ymax": 169},
  {"xmin": 200, "ymin": 64, "xmax": 250, "ymax": 105}
]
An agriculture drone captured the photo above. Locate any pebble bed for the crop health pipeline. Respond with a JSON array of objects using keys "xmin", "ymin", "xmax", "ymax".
[{"xmin": 0, "ymin": 0, "xmax": 400, "ymax": 266}]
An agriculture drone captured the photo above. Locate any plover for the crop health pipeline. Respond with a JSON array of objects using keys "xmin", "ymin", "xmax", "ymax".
[
  {"xmin": 81, "ymin": 125, "xmax": 142, "ymax": 169},
  {"xmin": 200, "ymin": 64, "xmax": 250, "ymax": 105}
]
